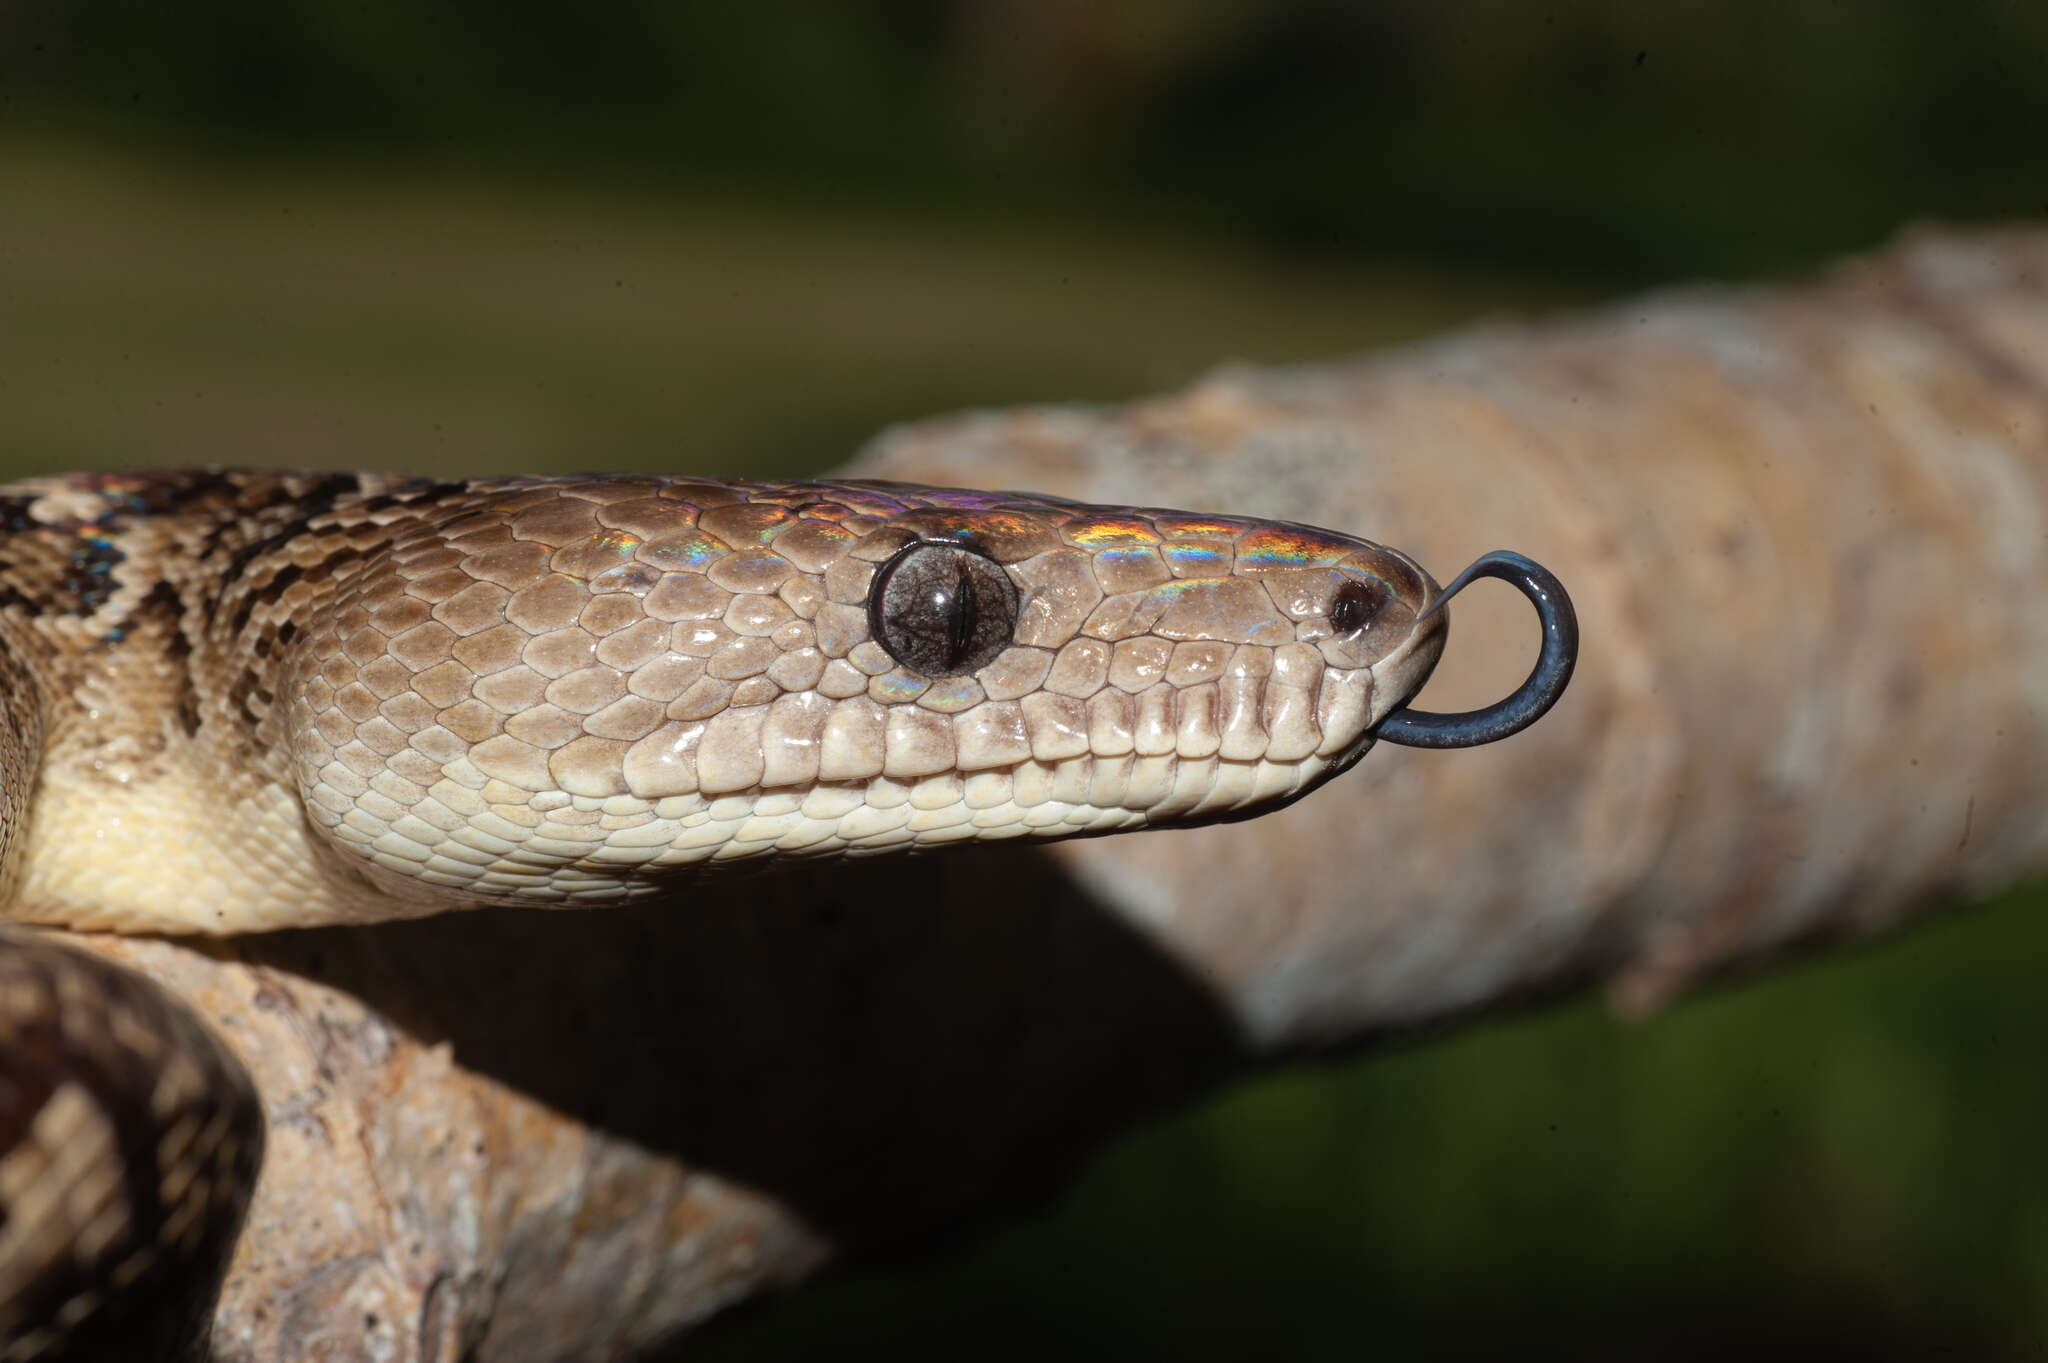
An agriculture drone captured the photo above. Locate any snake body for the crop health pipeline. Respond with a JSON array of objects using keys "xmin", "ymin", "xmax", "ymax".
[{"xmin": 0, "ymin": 468, "xmax": 1456, "ymax": 1356}]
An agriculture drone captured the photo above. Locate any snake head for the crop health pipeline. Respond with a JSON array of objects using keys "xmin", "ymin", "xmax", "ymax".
[
  {"xmin": 2, "ymin": 471, "xmax": 1579, "ymax": 936},
  {"xmin": 270, "ymin": 478, "xmax": 1466, "ymax": 914}
]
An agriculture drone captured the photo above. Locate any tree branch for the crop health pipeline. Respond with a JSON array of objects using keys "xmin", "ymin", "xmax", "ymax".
[{"xmin": 69, "ymin": 225, "xmax": 2048, "ymax": 1359}]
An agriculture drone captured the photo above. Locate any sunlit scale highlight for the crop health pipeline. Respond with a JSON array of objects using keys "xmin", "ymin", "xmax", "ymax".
[
  {"xmin": 1232, "ymin": 524, "xmax": 1365, "ymax": 571},
  {"xmin": 1095, "ymin": 546, "xmax": 1160, "ymax": 573},
  {"xmin": 905, "ymin": 488, "xmax": 1021, "ymax": 512},
  {"xmin": 922, "ymin": 509, "xmax": 1049, "ymax": 539},
  {"xmin": 1150, "ymin": 514, "xmax": 1250, "ymax": 538},
  {"xmin": 1064, "ymin": 517, "xmax": 1160, "ymax": 550},
  {"xmin": 1160, "ymin": 542, "xmax": 1229, "ymax": 575}
]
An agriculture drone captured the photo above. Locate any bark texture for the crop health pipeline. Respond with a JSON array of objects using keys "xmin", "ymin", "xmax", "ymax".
[
  {"xmin": 68, "ymin": 225, "xmax": 2048, "ymax": 1359},
  {"xmin": 857, "ymin": 224, "xmax": 2048, "ymax": 1040}
]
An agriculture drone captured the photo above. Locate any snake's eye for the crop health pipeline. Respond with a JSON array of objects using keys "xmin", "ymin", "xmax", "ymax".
[
  {"xmin": 1329, "ymin": 577, "xmax": 1392, "ymax": 635},
  {"xmin": 869, "ymin": 541, "xmax": 1019, "ymax": 677}
]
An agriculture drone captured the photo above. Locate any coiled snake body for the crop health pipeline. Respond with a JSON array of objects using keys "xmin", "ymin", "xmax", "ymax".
[{"xmin": 0, "ymin": 469, "xmax": 1573, "ymax": 1357}]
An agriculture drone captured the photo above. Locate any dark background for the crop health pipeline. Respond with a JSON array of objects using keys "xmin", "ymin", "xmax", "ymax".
[{"xmin": 4, "ymin": 4, "xmax": 2046, "ymax": 1358}]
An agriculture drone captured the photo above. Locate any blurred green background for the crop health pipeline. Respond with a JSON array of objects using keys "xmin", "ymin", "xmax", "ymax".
[{"xmin": 4, "ymin": 3, "xmax": 2047, "ymax": 1358}]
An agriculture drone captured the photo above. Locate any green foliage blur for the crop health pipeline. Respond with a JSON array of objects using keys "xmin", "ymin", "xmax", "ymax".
[
  {"xmin": 9, "ymin": 0, "xmax": 2048, "ymax": 281},
  {"xmin": 4, "ymin": 4, "xmax": 2046, "ymax": 1358}
]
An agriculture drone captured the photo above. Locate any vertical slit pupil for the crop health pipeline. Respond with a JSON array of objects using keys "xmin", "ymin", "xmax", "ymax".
[{"xmin": 945, "ymin": 556, "xmax": 978, "ymax": 668}]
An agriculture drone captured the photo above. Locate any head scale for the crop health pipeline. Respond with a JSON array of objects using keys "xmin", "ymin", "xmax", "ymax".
[{"xmin": 282, "ymin": 476, "xmax": 1446, "ymax": 910}]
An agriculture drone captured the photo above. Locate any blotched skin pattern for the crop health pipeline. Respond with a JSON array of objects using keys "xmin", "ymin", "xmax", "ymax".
[{"xmin": 0, "ymin": 470, "xmax": 1447, "ymax": 1359}]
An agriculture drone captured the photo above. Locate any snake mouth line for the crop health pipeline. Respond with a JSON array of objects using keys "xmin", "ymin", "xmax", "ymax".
[{"xmin": 300, "ymin": 749, "xmax": 1366, "ymax": 910}]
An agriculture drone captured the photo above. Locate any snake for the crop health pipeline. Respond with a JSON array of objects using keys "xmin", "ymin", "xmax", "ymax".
[{"xmin": 0, "ymin": 468, "xmax": 1575, "ymax": 1359}]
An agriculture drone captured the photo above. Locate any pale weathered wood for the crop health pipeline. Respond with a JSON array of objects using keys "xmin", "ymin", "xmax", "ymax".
[
  {"xmin": 856, "ymin": 224, "xmax": 2048, "ymax": 1041},
  {"xmin": 71, "ymin": 225, "xmax": 2048, "ymax": 1359},
  {"xmin": 860, "ymin": 228, "xmax": 2048, "ymax": 1039}
]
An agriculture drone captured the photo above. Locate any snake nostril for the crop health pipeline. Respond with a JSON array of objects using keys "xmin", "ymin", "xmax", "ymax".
[{"xmin": 1329, "ymin": 578, "xmax": 1391, "ymax": 635}]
